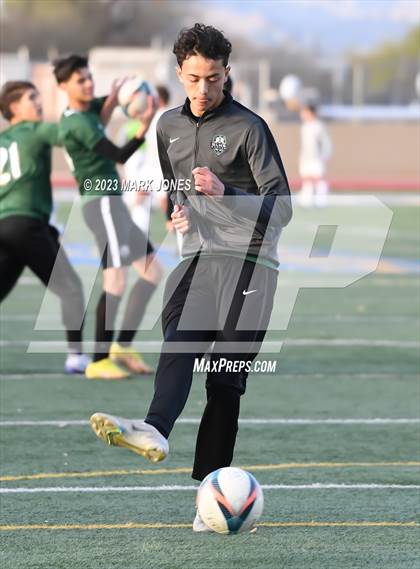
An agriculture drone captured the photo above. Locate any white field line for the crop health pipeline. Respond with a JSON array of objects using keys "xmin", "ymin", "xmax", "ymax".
[
  {"xmin": 1, "ymin": 315, "xmax": 59, "ymax": 322},
  {"xmin": 1, "ymin": 484, "xmax": 420, "ymax": 495},
  {"xmin": 1, "ymin": 339, "xmax": 419, "ymax": 351},
  {"xmin": 0, "ymin": 418, "xmax": 418, "ymax": 428},
  {"xmin": 285, "ymin": 339, "xmax": 420, "ymax": 348},
  {"xmin": 0, "ymin": 374, "xmax": 68, "ymax": 380},
  {"xmin": 0, "ymin": 372, "xmax": 417, "ymax": 381},
  {"xmin": 374, "ymin": 194, "xmax": 420, "ymax": 206},
  {"xmin": 51, "ymin": 191, "xmax": 420, "ymax": 208},
  {"xmin": 2, "ymin": 314, "xmax": 418, "ymax": 324},
  {"xmin": 52, "ymin": 191, "xmax": 419, "ymax": 206}
]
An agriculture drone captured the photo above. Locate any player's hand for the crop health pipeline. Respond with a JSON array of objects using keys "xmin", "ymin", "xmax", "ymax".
[
  {"xmin": 166, "ymin": 219, "xmax": 175, "ymax": 233},
  {"xmin": 192, "ymin": 167, "xmax": 225, "ymax": 197},
  {"xmin": 171, "ymin": 204, "xmax": 190, "ymax": 234},
  {"xmin": 135, "ymin": 96, "xmax": 158, "ymax": 139},
  {"xmin": 109, "ymin": 77, "xmax": 129, "ymax": 103},
  {"xmin": 101, "ymin": 77, "xmax": 131, "ymax": 125}
]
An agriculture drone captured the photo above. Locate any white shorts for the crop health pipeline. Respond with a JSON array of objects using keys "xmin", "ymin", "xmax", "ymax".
[{"xmin": 299, "ymin": 159, "xmax": 326, "ymax": 179}]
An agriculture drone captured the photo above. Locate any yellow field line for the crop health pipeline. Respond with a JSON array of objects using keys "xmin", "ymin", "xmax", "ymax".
[
  {"xmin": 0, "ymin": 521, "xmax": 418, "ymax": 532},
  {"xmin": 1, "ymin": 461, "xmax": 419, "ymax": 482},
  {"xmin": 0, "ymin": 467, "xmax": 191, "ymax": 482}
]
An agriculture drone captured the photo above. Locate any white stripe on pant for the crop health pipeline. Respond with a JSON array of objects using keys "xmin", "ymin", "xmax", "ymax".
[{"xmin": 100, "ymin": 196, "xmax": 121, "ymax": 268}]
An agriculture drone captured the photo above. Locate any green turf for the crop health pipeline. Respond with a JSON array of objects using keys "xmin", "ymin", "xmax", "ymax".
[
  {"xmin": 1, "ymin": 526, "xmax": 418, "ymax": 569},
  {"xmin": 0, "ymin": 200, "xmax": 419, "ymax": 568}
]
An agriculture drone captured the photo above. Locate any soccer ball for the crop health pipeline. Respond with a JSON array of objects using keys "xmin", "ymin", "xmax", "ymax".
[
  {"xmin": 196, "ymin": 467, "xmax": 264, "ymax": 534},
  {"xmin": 118, "ymin": 76, "xmax": 156, "ymax": 118},
  {"xmin": 279, "ymin": 74, "xmax": 302, "ymax": 111}
]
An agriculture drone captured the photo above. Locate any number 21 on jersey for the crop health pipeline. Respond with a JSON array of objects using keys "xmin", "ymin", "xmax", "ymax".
[{"xmin": 0, "ymin": 142, "xmax": 22, "ymax": 186}]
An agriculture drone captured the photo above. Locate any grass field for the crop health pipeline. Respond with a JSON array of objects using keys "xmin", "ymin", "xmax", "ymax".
[{"xmin": 0, "ymin": 195, "xmax": 419, "ymax": 569}]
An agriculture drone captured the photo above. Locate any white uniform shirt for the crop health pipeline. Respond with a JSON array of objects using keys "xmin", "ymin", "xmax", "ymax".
[
  {"xmin": 136, "ymin": 107, "xmax": 167, "ymax": 192},
  {"xmin": 120, "ymin": 108, "xmax": 169, "ymax": 232},
  {"xmin": 299, "ymin": 119, "xmax": 332, "ymax": 178}
]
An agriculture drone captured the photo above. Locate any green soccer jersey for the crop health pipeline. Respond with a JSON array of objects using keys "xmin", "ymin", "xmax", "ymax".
[
  {"xmin": 59, "ymin": 97, "xmax": 121, "ymax": 199},
  {"xmin": 0, "ymin": 121, "xmax": 58, "ymax": 222}
]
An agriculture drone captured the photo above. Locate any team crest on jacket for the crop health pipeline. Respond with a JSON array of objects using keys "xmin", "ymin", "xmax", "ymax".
[{"xmin": 211, "ymin": 134, "xmax": 227, "ymax": 156}]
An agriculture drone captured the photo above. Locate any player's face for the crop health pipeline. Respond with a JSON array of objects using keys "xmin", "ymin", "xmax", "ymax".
[
  {"xmin": 62, "ymin": 68, "xmax": 95, "ymax": 103},
  {"xmin": 10, "ymin": 88, "xmax": 43, "ymax": 122},
  {"xmin": 300, "ymin": 107, "xmax": 315, "ymax": 122},
  {"xmin": 177, "ymin": 55, "xmax": 229, "ymax": 116}
]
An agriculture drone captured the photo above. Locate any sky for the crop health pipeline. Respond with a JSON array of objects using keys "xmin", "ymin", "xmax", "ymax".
[{"xmin": 200, "ymin": 0, "xmax": 419, "ymax": 57}]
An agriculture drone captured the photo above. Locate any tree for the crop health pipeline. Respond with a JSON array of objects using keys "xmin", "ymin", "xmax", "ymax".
[
  {"xmin": 350, "ymin": 26, "xmax": 420, "ymax": 104},
  {"xmin": 1, "ymin": 0, "xmax": 201, "ymax": 57}
]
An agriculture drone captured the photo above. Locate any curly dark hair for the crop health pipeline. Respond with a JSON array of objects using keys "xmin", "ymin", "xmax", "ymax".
[{"xmin": 173, "ymin": 23, "xmax": 232, "ymax": 67}]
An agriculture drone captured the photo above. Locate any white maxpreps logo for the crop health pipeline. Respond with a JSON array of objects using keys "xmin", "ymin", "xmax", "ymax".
[
  {"xmin": 32, "ymin": 196, "xmax": 394, "ymax": 347},
  {"xmin": 242, "ymin": 289, "xmax": 257, "ymax": 296},
  {"xmin": 211, "ymin": 134, "xmax": 227, "ymax": 156},
  {"xmin": 169, "ymin": 137, "xmax": 180, "ymax": 144}
]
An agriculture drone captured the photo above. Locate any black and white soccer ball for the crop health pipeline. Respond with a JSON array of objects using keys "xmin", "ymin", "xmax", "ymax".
[
  {"xmin": 118, "ymin": 76, "xmax": 156, "ymax": 118},
  {"xmin": 196, "ymin": 467, "xmax": 264, "ymax": 534}
]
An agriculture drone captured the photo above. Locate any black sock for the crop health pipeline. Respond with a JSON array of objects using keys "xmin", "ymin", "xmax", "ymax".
[
  {"xmin": 192, "ymin": 386, "xmax": 241, "ymax": 481},
  {"xmin": 94, "ymin": 291, "xmax": 121, "ymax": 362},
  {"xmin": 66, "ymin": 330, "xmax": 82, "ymax": 354},
  {"xmin": 117, "ymin": 279, "xmax": 157, "ymax": 346}
]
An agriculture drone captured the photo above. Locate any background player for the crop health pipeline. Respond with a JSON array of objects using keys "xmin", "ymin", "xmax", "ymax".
[
  {"xmin": 298, "ymin": 102, "xmax": 332, "ymax": 207},
  {"xmin": 120, "ymin": 85, "xmax": 173, "ymax": 233},
  {"xmin": 54, "ymin": 56, "xmax": 163, "ymax": 380},
  {"xmin": 89, "ymin": 23, "xmax": 292, "ymax": 531},
  {"xmin": 0, "ymin": 81, "xmax": 88, "ymax": 373}
]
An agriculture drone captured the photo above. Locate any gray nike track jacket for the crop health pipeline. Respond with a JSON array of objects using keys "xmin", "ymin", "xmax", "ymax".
[{"xmin": 156, "ymin": 92, "xmax": 293, "ymax": 267}]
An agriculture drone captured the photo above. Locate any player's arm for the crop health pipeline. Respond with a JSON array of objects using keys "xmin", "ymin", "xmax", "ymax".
[
  {"xmin": 68, "ymin": 112, "xmax": 137, "ymax": 163},
  {"xmin": 100, "ymin": 97, "xmax": 118, "ymax": 127},
  {"xmin": 157, "ymin": 121, "xmax": 195, "ymax": 233},
  {"xmin": 36, "ymin": 122, "xmax": 61, "ymax": 147},
  {"xmin": 157, "ymin": 121, "xmax": 183, "ymax": 219},
  {"xmin": 192, "ymin": 121, "xmax": 292, "ymax": 231},
  {"xmin": 94, "ymin": 95, "xmax": 157, "ymax": 164},
  {"xmin": 66, "ymin": 109, "xmax": 140, "ymax": 164},
  {"xmin": 93, "ymin": 135, "xmax": 145, "ymax": 164},
  {"xmin": 156, "ymin": 121, "xmax": 176, "ymax": 205},
  {"xmin": 156, "ymin": 128, "xmax": 175, "ymax": 229},
  {"xmin": 99, "ymin": 78, "xmax": 127, "ymax": 126},
  {"xmin": 221, "ymin": 121, "xmax": 292, "ymax": 230}
]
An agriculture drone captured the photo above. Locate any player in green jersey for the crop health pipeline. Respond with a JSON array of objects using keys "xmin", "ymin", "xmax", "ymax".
[
  {"xmin": 54, "ymin": 55, "xmax": 163, "ymax": 380},
  {"xmin": 0, "ymin": 81, "xmax": 89, "ymax": 373}
]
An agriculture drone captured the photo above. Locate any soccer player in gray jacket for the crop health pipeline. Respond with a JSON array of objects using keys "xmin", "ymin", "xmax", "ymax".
[{"xmin": 90, "ymin": 23, "xmax": 292, "ymax": 529}]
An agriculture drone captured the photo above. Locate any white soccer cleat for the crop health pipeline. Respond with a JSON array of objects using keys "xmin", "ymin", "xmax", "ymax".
[
  {"xmin": 65, "ymin": 353, "xmax": 91, "ymax": 374},
  {"xmin": 90, "ymin": 412, "xmax": 168, "ymax": 463},
  {"xmin": 193, "ymin": 510, "xmax": 212, "ymax": 533}
]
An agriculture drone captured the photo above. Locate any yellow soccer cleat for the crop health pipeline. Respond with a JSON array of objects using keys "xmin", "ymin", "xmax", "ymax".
[
  {"xmin": 90, "ymin": 412, "xmax": 168, "ymax": 463},
  {"xmin": 85, "ymin": 358, "xmax": 130, "ymax": 380},
  {"xmin": 110, "ymin": 342, "xmax": 154, "ymax": 374}
]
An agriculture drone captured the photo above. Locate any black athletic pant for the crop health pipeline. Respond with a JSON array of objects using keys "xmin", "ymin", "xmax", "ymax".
[
  {"xmin": 0, "ymin": 216, "xmax": 85, "ymax": 350},
  {"xmin": 145, "ymin": 255, "xmax": 277, "ymax": 481}
]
